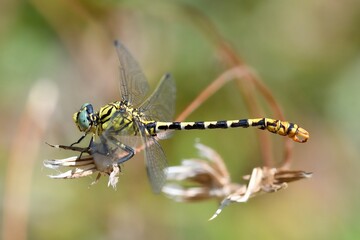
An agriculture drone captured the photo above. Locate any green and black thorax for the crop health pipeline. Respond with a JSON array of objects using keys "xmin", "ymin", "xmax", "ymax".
[{"xmin": 73, "ymin": 101, "xmax": 158, "ymax": 138}]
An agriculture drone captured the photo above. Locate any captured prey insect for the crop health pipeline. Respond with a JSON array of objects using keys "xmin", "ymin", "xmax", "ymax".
[{"xmin": 61, "ymin": 40, "xmax": 309, "ymax": 193}]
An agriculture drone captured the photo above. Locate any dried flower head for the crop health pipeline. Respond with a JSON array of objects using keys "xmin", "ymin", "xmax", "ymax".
[
  {"xmin": 162, "ymin": 142, "xmax": 312, "ymax": 220},
  {"xmin": 162, "ymin": 142, "xmax": 240, "ymax": 201},
  {"xmin": 43, "ymin": 143, "xmax": 121, "ymax": 189}
]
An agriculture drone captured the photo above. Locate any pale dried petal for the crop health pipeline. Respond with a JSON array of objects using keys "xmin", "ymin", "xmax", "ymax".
[
  {"xmin": 44, "ymin": 156, "xmax": 94, "ymax": 168},
  {"xmin": 195, "ymin": 143, "xmax": 229, "ymax": 183},
  {"xmin": 47, "ymin": 166, "xmax": 97, "ymax": 179},
  {"xmin": 165, "ymin": 165, "xmax": 198, "ymax": 181},
  {"xmin": 209, "ymin": 168, "xmax": 263, "ymax": 220},
  {"xmin": 209, "ymin": 167, "xmax": 312, "ymax": 220},
  {"xmin": 44, "ymin": 153, "xmax": 121, "ymax": 188},
  {"xmin": 108, "ymin": 163, "xmax": 120, "ymax": 189},
  {"xmin": 163, "ymin": 142, "xmax": 232, "ymax": 202},
  {"xmin": 162, "ymin": 184, "xmax": 212, "ymax": 201}
]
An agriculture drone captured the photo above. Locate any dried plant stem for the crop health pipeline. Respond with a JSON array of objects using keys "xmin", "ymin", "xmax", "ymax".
[
  {"xmin": 2, "ymin": 81, "xmax": 58, "ymax": 240},
  {"xmin": 175, "ymin": 66, "xmax": 270, "ymax": 166},
  {"xmin": 175, "ymin": 67, "xmax": 242, "ymax": 122},
  {"xmin": 181, "ymin": 4, "xmax": 293, "ymax": 167}
]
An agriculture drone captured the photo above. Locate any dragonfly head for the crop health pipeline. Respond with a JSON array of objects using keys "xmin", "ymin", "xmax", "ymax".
[{"xmin": 73, "ymin": 103, "xmax": 98, "ymax": 133}]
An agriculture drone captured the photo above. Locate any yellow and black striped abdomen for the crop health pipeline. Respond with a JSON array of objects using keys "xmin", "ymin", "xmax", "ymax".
[{"xmin": 146, "ymin": 118, "xmax": 309, "ymax": 143}]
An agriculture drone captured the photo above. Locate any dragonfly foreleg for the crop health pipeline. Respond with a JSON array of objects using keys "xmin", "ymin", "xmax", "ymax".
[
  {"xmin": 116, "ymin": 143, "xmax": 134, "ymax": 164},
  {"xmin": 46, "ymin": 142, "xmax": 90, "ymax": 153},
  {"xmin": 104, "ymin": 135, "xmax": 135, "ymax": 165},
  {"xmin": 70, "ymin": 133, "xmax": 87, "ymax": 147},
  {"xmin": 48, "ymin": 136, "xmax": 93, "ymax": 160}
]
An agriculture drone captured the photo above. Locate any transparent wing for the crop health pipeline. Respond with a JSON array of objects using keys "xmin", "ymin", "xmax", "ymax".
[
  {"xmin": 136, "ymin": 121, "xmax": 168, "ymax": 193},
  {"xmin": 140, "ymin": 73, "xmax": 176, "ymax": 122},
  {"xmin": 91, "ymin": 41, "xmax": 172, "ymax": 191},
  {"xmin": 90, "ymin": 110, "xmax": 142, "ymax": 172},
  {"xmin": 90, "ymin": 109, "xmax": 168, "ymax": 193},
  {"xmin": 114, "ymin": 40, "xmax": 149, "ymax": 107},
  {"xmin": 144, "ymin": 136, "xmax": 168, "ymax": 193},
  {"xmin": 89, "ymin": 138, "xmax": 122, "ymax": 173},
  {"xmin": 101, "ymin": 110, "xmax": 142, "ymax": 148}
]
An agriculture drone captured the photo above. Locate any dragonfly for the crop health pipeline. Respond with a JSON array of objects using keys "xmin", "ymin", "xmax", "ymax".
[{"xmin": 63, "ymin": 40, "xmax": 309, "ymax": 193}]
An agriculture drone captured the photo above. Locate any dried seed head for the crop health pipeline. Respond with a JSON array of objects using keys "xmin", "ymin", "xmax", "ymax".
[
  {"xmin": 43, "ymin": 145, "xmax": 121, "ymax": 189},
  {"xmin": 162, "ymin": 142, "xmax": 312, "ymax": 220}
]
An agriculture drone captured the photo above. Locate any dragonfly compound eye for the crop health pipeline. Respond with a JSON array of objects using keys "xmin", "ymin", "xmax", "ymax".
[{"xmin": 73, "ymin": 103, "xmax": 94, "ymax": 132}]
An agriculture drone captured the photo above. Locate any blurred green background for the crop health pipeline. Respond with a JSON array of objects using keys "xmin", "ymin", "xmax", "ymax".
[{"xmin": 1, "ymin": 0, "xmax": 360, "ymax": 239}]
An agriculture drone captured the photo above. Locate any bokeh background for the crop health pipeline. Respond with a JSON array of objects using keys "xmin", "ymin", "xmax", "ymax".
[{"xmin": 1, "ymin": 0, "xmax": 360, "ymax": 239}]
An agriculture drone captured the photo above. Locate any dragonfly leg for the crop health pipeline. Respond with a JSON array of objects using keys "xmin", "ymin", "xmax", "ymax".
[
  {"xmin": 70, "ymin": 133, "xmax": 87, "ymax": 147},
  {"xmin": 77, "ymin": 136, "xmax": 93, "ymax": 159},
  {"xmin": 116, "ymin": 143, "xmax": 135, "ymax": 164},
  {"xmin": 47, "ymin": 136, "xmax": 92, "ymax": 159},
  {"xmin": 100, "ymin": 135, "xmax": 135, "ymax": 165},
  {"xmin": 45, "ymin": 142, "xmax": 90, "ymax": 153}
]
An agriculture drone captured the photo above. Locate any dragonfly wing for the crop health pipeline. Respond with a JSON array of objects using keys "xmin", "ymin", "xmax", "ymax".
[
  {"xmin": 90, "ymin": 109, "xmax": 142, "ymax": 172},
  {"xmin": 136, "ymin": 120, "xmax": 168, "ymax": 193},
  {"xmin": 139, "ymin": 73, "xmax": 176, "ymax": 122},
  {"xmin": 102, "ymin": 110, "xmax": 142, "ymax": 148},
  {"xmin": 114, "ymin": 40, "xmax": 149, "ymax": 107},
  {"xmin": 89, "ymin": 137, "xmax": 125, "ymax": 173}
]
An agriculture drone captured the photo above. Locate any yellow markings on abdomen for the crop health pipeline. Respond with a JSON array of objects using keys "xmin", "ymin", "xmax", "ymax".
[{"xmin": 150, "ymin": 118, "xmax": 309, "ymax": 143}]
